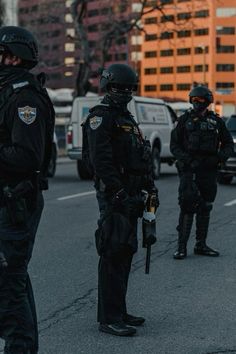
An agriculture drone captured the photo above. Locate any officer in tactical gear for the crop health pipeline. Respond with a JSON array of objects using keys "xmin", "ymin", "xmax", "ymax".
[
  {"xmin": 170, "ymin": 85, "xmax": 233, "ymax": 260},
  {"xmin": 84, "ymin": 64, "xmax": 159, "ymax": 336},
  {"xmin": 0, "ymin": 26, "xmax": 55, "ymax": 353}
]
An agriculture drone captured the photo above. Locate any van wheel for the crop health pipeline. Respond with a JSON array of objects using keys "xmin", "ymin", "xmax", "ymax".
[
  {"xmin": 152, "ymin": 146, "xmax": 161, "ymax": 180},
  {"xmin": 217, "ymin": 173, "xmax": 233, "ymax": 185},
  {"xmin": 77, "ymin": 160, "xmax": 93, "ymax": 180},
  {"xmin": 47, "ymin": 144, "xmax": 57, "ymax": 177}
]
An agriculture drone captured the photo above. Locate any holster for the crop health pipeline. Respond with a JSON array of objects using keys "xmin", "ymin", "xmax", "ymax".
[
  {"xmin": 3, "ymin": 180, "xmax": 34, "ymax": 226},
  {"xmin": 95, "ymin": 212, "xmax": 137, "ymax": 259}
]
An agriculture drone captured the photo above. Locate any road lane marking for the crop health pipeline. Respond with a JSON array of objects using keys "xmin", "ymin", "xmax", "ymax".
[
  {"xmin": 224, "ymin": 199, "xmax": 236, "ymax": 207},
  {"xmin": 57, "ymin": 190, "xmax": 96, "ymax": 201}
]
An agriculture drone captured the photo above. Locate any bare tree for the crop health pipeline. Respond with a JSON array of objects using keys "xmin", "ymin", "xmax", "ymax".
[
  {"xmin": 71, "ymin": 0, "xmax": 205, "ymax": 96},
  {"xmin": 0, "ymin": 0, "xmax": 5, "ymax": 26}
]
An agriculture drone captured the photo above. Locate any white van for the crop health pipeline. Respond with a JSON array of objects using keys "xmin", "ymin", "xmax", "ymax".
[{"xmin": 67, "ymin": 96, "xmax": 176, "ymax": 179}]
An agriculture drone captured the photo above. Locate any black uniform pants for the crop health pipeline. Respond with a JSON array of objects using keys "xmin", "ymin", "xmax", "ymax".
[
  {"xmin": 0, "ymin": 192, "xmax": 44, "ymax": 353},
  {"xmin": 178, "ymin": 168, "xmax": 217, "ymax": 236},
  {"xmin": 96, "ymin": 191, "xmax": 138, "ymax": 324}
]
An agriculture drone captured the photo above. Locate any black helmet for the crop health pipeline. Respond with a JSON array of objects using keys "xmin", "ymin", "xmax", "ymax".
[
  {"xmin": 100, "ymin": 64, "xmax": 138, "ymax": 104},
  {"xmin": 189, "ymin": 86, "xmax": 213, "ymax": 104},
  {"xmin": 0, "ymin": 26, "xmax": 38, "ymax": 68}
]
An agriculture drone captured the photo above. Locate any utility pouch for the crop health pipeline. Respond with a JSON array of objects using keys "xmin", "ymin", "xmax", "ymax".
[{"xmin": 3, "ymin": 181, "xmax": 33, "ymax": 226}]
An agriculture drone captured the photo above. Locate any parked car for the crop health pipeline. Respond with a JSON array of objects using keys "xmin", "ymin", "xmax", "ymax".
[
  {"xmin": 218, "ymin": 115, "xmax": 236, "ymax": 184},
  {"xmin": 67, "ymin": 95, "xmax": 177, "ymax": 180},
  {"xmin": 47, "ymin": 131, "xmax": 58, "ymax": 178}
]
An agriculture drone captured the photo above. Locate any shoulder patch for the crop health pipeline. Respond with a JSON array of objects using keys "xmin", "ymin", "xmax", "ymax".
[
  {"xmin": 89, "ymin": 116, "xmax": 103, "ymax": 130},
  {"xmin": 18, "ymin": 106, "xmax": 37, "ymax": 125}
]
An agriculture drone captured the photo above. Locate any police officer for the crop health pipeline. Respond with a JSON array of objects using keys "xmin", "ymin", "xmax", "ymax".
[
  {"xmin": 85, "ymin": 64, "xmax": 159, "ymax": 336},
  {"xmin": 170, "ymin": 86, "xmax": 233, "ymax": 260},
  {"xmin": 0, "ymin": 26, "xmax": 55, "ymax": 353}
]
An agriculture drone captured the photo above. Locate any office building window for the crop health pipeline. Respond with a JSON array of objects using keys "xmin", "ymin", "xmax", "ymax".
[
  {"xmin": 216, "ymin": 8, "xmax": 236, "ymax": 17},
  {"xmin": 177, "ymin": 12, "xmax": 191, "ymax": 20},
  {"xmin": 160, "ymin": 49, "xmax": 174, "ymax": 56},
  {"xmin": 101, "ymin": 8, "xmax": 109, "ymax": 15},
  {"xmin": 177, "ymin": 66, "xmax": 191, "ymax": 73},
  {"xmin": 160, "ymin": 84, "xmax": 173, "ymax": 91},
  {"xmin": 145, "ymin": 17, "xmax": 158, "ymax": 24},
  {"xmin": 87, "ymin": 9, "xmax": 99, "ymax": 17},
  {"xmin": 194, "ymin": 28, "xmax": 209, "ymax": 36},
  {"xmin": 195, "ymin": 10, "xmax": 209, "ymax": 18},
  {"xmin": 177, "ymin": 48, "xmax": 191, "ymax": 55},
  {"xmin": 145, "ymin": 51, "xmax": 157, "ymax": 58},
  {"xmin": 161, "ymin": 15, "xmax": 174, "ymax": 22},
  {"xmin": 65, "ymin": 43, "xmax": 75, "ymax": 52},
  {"xmin": 65, "ymin": 14, "xmax": 73, "ymax": 23},
  {"xmin": 145, "ymin": 68, "xmax": 157, "ymax": 75},
  {"xmin": 88, "ymin": 24, "xmax": 98, "ymax": 32},
  {"xmin": 217, "ymin": 46, "xmax": 235, "ymax": 53},
  {"xmin": 160, "ymin": 67, "xmax": 173, "ymax": 74},
  {"xmin": 216, "ymin": 82, "xmax": 234, "ymax": 89},
  {"xmin": 65, "ymin": 71, "xmax": 73, "ymax": 77},
  {"xmin": 145, "ymin": 34, "xmax": 158, "ymax": 41},
  {"xmin": 65, "ymin": 57, "xmax": 75, "ymax": 66},
  {"xmin": 160, "ymin": 31, "xmax": 174, "ymax": 39},
  {"xmin": 177, "ymin": 83, "xmax": 191, "ymax": 90},
  {"xmin": 115, "ymin": 53, "xmax": 127, "ymax": 60},
  {"xmin": 145, "ymin": 85, "xmax": 157, "ymax": 91},
  {"xmin": 216, "ymin": 64, "xmax": 235, "ymax": 72},
  {"xmin": 66, "ymin": 0, "xmax": 73, "ymax": 7},
  {"xmin": 216, "ymin": 27, "xmax": 235, "ymax": 35},
  {"xmin": 177, "ymin": 30, "xmax": 191, "ymax": 38},
  {"xmin": 160, "ymin": 0, "xmax": 174, "ymax": 4},
  {"xmin": 195, "ymin": 46, "xmax": 209, "ymax": 54},
  {"xmin": 66, "ymin": 28, "xmax": 75, "ymax": 37},
  {"xmin": 194, "ymin": 65, "xmax": 209, "ymax": 72}
]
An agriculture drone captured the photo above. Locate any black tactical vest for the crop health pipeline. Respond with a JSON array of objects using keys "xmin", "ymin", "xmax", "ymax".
[{"xmin": 184, "ymin": 112, "xmax": 219, "ymax": 155}]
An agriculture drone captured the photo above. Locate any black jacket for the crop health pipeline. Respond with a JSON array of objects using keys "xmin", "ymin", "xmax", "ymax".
[
  {"xmin": 0, "ymin": 72, "xmax": 55, "ymax": 183},
  {"xmin": 86, "ymin": 102, "xmax": 154, "ymax": 195}
]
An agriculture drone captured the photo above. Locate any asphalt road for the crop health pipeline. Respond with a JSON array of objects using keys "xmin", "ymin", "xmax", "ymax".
[{"xmin": 1, "ymin": 159, "xmax": 236, "ymax": 354}]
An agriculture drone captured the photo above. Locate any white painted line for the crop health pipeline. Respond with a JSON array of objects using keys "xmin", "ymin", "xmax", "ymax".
[
  {"xmin": 224, "ymin": 199, "xmax": 236, "ymax": 207},
  {"xmin": 57, "ymin": 190, "xmax": 96, "ymax": 201}
]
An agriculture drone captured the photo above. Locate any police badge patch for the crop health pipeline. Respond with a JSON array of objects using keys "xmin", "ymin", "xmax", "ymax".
[
  {"xmin": 90, "ymin": 116, "xmax": 103, "ymax": 130},
  {"xmin": 18, "ymin": 106, "xmax": 37, "ymax": 125}
]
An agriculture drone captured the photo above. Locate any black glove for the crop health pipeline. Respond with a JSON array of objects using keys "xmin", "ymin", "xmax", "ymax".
[{"xmin": 147, "ymin": 187, "xmax": 160, "ymax": 210}]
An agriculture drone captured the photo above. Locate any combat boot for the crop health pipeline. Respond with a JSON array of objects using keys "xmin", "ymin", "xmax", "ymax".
[
  {"xmin": 194, "ymin": 211, "xmax": 219, "ymax": 257},
  {"xmin": 173, "ymin": 213, "xmax": 194, "ymax": 260},
  {"xmin": 99, "ymin": 322, "xmax": 136, "ymax": 336}
]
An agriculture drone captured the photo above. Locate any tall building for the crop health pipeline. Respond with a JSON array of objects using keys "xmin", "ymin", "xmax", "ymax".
[
  {"xmin": 141, "ymin": 0, "xmax": 236, "ymax": 115},
  {"xmin": 18, "ymin": 0, "xmax": 78, "ymax": 89},
  {"xmin": 17, "ymin": 0, "xmax": 141, "ymax": 92}
]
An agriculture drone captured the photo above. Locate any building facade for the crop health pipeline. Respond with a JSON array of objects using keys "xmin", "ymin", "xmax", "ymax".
[
  {"xmin": 17, "ymin": 0, "xmax": 141, "ymax": 92},
  {"xmin": 141, "ymin": 0, "xmax": 236, "ymax": 115},
  {"xmin": 18, "ymin": 0, "xmax": 79, "ymax": 89}
]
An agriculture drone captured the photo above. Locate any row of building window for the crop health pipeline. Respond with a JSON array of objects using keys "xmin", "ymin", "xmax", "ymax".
[
  {"xmin": 145, "ymin": 28, "xmax": 209, "ymax": 41},
  {"xmin": 145, "ymin": 45, "xmax": 235, "ymax": 57},
  {"xmin": 144, "ymin": 82, "xmax": 235, "ymax": 92},
  {"xmin": 145, "ymin": 10, "xmax": 209, "ymax": 24},
  {"xmin": 144, "ymin": 64, "xmax": 235, "ymax": 74}
]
